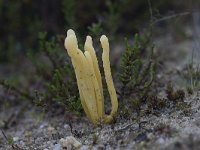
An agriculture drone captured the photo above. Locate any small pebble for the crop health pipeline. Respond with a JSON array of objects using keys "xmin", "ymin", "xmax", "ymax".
[
  {"xmin": 157, "ymin": 137, "xmax": 165, "ymax": 144},
  {"xmin": 60, "ymin": 136, "xmax": 82, "ymax": 149},
  {"xmin": 93, "ymin": 144, "xmax": 105, "ymax": 150},
  {"xmin": 13, "ymin": 137, "xmax": 19, "ymax": 142},
  {"xmin": 48, "ymin": 126, "xmax": 55, "ymax": 131},
  {"xmin": 47, "ymin": 126, "xmax": 56, "ymax": 134},
  {"xmin": 46, "ymin": 141, "xmax": 52, "ymax": 145},
  {"xmin": 19, "ymin": 140, "xmax": 25, "ymax": 146},
  {"xmin": 80, "ymin": 145, "xmax": 89, "ymax": 150},
  {"xmin": 64, "ymin": 124, "xmax": 70, "ymax": 129},
  {"xmin": 39, "ymin": 123, "xmax": 48, "ymax": 129},
  {"xmin": 40, "ymin": 124, "xmax": 45, "ymax": 129},
  {"xmin": 53, "ymin": 144, "xmax": 62, "ymax": 150}
]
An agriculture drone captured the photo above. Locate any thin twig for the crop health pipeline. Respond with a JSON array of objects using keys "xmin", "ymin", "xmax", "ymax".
[
  {"xmin": 1, "ymin": 129, "xmax": 23, "ymax": 150},
  {"xmin": 147, "ymin": 0, "xmax": 153, "ymax": 21},
  {"xmin": 1, "ymin": 129, "xmax": 8, "ymax": 141},
  {"xmin": 153, "ymin": 12, "xmax": 190, "ymax": 24}
]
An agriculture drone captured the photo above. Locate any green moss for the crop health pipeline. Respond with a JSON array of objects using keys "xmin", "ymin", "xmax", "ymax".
[
  {"xmin": 118, "ymin": 27, "xmax": 155, "ymax": 115},
  {"xmin": 165, "ymin": 82, "xmax": 191, "ymax": 114},
  {"xmin": 92, "ymin": 133, "xmax": 98, "ymax": 145},
  {"xmin": 147, "ymin": 94, "xmax": 167, "ymax": 111},
  {"xmin": 176, "ymin": 101, "xmax": 188, "ymax": 110},
  {"xmin": 166, "ymin": 82, "xmax": 185, "ymax": 103},
  {"xmin": 27, "ymin": 33, "xmax": 82, "ymax": 113}
]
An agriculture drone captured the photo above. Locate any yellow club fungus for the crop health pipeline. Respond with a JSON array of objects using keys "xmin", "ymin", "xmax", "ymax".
[{"xmin": 64, "ymin": 29, "xmax": 118, "ymax": 125}]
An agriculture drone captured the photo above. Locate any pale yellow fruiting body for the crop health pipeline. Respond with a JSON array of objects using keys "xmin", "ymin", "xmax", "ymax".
[
  {"xmin": 64, "ymin": 29, "xmax": 118, "ymax": 125},
  {"xmin": 84, "ymin": 51, "xmax": 104, "ymax": 119},
  {"xmin": 84, "ymin": 36, "xmax": 104, "ymax": 99},
  {"xmin": 65, "ymin": 31, "xmax": 98, "ymax": 124},
  {"xmin": 100, "ymin": 35, "xmax": 118, "ymax": 118}
]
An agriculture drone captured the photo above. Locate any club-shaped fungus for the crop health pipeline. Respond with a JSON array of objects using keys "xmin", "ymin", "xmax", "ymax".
[{"xmin": 64, "ymin": 29, "xmax": 118, "ymax": 125}]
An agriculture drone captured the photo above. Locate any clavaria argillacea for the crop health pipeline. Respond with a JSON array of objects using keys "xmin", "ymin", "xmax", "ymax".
[{"xmin": 64, "ymin": 29, "xmax": 118, "ymax": 125}]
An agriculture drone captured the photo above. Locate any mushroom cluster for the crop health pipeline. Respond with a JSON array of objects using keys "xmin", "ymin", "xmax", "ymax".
[{"xmin": 64, "ymin": 29, "xmax": 118, "ymax": 125}]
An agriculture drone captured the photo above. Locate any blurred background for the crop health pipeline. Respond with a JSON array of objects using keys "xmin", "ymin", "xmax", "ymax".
[{"xmin": 0, "ymin": 0, "xmax": 196, "ymax": 63}]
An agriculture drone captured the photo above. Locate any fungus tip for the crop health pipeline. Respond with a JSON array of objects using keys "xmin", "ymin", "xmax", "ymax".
[{"xmin": 67, "ymin": 29, "xmax": 75, "ymax": 36}]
